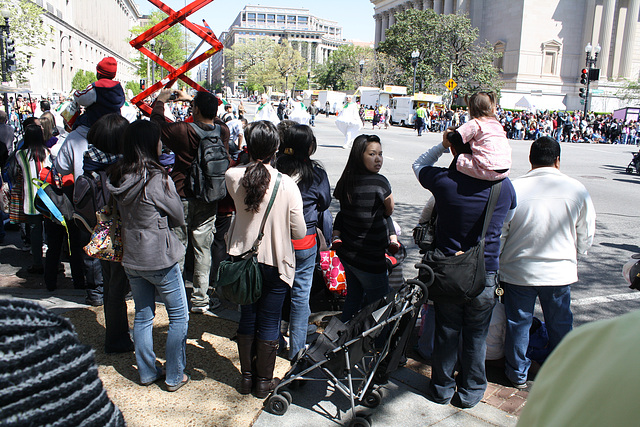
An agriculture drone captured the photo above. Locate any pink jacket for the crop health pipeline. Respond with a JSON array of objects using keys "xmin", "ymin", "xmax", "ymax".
[{"xmin": 456, "ymin": 117, "xmax": 511, "ymax": 181}]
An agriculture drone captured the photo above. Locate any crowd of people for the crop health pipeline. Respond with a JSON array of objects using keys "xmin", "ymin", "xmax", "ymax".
[{"xmin": 0, "ymin": 55, "xmax": 603, "ymax": 423}]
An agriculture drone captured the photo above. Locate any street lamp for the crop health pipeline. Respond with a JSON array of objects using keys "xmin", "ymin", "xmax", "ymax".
[
  {"xmin": 0, "ymin": 8, "xmax": 11, "ymax": 113},
  {"xmin": 583, "ymin": 42, "xmax": 601, "ymax": 118},
  {"xmin": 411, "ymin": 50, "xmax": 420, "ymax": 95},
  {"xmin": 150, "ymin": 39, "xmax": 156, "ymax": 83},
  {"xmin": 59, "ymin": 34, "xmax": 71, "ymax": 94},
  {"xmin": 359, "ymin": 59, "xmax": 365, "ymax": 88},
  {"xmin": 159, "ymin": 52, "xmax": 164, "ymax": 80}
]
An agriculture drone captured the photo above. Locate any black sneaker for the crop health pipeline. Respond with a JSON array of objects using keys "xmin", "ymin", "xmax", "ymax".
[{"xmin": 85, "ymin": 297, "xmax": 104, "ymax": 307}]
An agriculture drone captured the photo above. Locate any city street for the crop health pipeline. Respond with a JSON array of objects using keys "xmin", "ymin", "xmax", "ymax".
[{"xmin": 239, "ymin": 101, "xmax": 640, "ymax": 327}]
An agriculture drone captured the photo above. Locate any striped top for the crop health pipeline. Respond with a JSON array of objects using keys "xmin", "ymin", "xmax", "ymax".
[
  {"xmin": 16, "ymin": 149, "xmax": 51, "ymax": 215},
  {"xmin": 335, "ymin": 173, "xmax": 392, "ymax": 273}
]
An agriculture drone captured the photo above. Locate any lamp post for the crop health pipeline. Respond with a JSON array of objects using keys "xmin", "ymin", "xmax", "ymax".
[
  {"xmin": 359, "ymin": 59, "xmax": 365, "ymax": 87},
  {"xmin": 159, "ymin": 53, "xmax": 164, "ymax": 80},
  {"xmin": 411, "ymin": 50, "xmax": 420, "ymax": 95},
  {"xmin": 0, "ymin": 8, "xmax": 10, "ymax": 113},
  {"xmin": 150, "ymin": 39, "xmax": 156, "ymax": 83},
  {"xmin": 307, "ymin": 68, "xmax": 311, "ymax": 90},
  {"xmin": 583, "ymin": 42, "xmax": 601, "ymax": 118},
  {"xmin": 59, "ymin": 34, "xmax": 71, "ymax": 94}
]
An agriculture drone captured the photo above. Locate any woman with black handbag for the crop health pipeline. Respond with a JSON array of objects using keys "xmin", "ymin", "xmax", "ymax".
[{"xmin": 225, "ymin": 120, "xmax": 306, "ymax": 398}]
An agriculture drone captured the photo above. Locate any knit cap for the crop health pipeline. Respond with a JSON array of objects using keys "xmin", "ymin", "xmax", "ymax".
[
  {"xmin": 97, "ymin": 57, "xmax": 117, "ymax": 79},
  {"xmin": 0, "ymin": 299, "xmax": 125, "ymax": 426}
]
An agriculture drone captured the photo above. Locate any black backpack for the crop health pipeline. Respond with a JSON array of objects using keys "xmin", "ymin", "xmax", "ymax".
[
  {"xmin": 186, "ymin": 123, "xmax": 229, "ymax": 203},
  {"xmin": 72, "ymin": 170, "xmax": 110, "ymax": 233}
]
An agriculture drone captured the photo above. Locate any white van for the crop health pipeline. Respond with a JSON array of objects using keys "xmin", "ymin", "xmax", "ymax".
[{"xmin": 388, "ymin": 94, "xmax": 443, "ymax": 126}]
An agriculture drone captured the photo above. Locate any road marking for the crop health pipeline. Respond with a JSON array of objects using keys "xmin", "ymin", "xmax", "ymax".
[{"xmin": 573, "ymin": 291, "xmax": 640, "ymax": 306}]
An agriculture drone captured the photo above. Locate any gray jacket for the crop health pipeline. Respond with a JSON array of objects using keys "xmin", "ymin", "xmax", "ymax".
[{"xmin": 107, "ymin": 169, "xmax": 185, "ymax": 271}]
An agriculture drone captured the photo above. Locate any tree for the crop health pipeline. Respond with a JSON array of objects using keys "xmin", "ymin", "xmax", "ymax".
[
  {"xmin": 377, "ymin": 9, "xmax": 502, "ymax": 97},
  {"xmin": 616, "ymin": 80, "xmax": 640, "ymax": 104},
  {"xmin": 0, "ymin": 0, "xmax": 48, "ymax": 84},
  {"xmin": 71, "ymin": 70, "xmax": 97, "ymax": 91},
  {"xmin": 124, "ymin": 81, "xmax": 141, "ymax": 97},
  {"xmin": 314, "ymin": 45, "xmax": 376, "ymax": 90},
  {"xmin": 373, "ymin": 52, "xmax": 404, "ymax": 88},
  {"xmin": 269, "ymin": 39, "xmax": 307, "ymax": 94},
  {"xmin": 129, "ymin": 11, "xmax": 195, "ymax": 81}
]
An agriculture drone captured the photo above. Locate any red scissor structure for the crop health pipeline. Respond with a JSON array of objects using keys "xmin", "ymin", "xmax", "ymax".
[{"xmin": 129, "ymin": 0, "xmax": 223, "ymax": 116}]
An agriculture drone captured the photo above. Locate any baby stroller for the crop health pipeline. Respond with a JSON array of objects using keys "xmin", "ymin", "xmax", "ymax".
[
  {"xmin": 626, "ymin": 150, "xmax": 640, "ymax": 175},
  {"xmin": 265, "ymin": 271, "xmax": 433, "ymax": 427}
]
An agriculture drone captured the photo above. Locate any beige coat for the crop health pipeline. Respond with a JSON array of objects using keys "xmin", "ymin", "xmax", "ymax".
[{"xmin": 226, "ymin": 164, "xmax": 306, "ymax": 286}]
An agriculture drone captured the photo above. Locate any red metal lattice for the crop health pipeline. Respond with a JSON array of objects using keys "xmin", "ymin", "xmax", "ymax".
[{"xmin": 130, "ymin": 0, "xmax": 223, "ymax": 116}]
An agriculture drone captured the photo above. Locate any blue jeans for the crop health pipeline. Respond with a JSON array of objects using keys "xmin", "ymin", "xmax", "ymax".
[
  {"xmin": 238, "ymin": 264, "xmax": 289, "ymax": 341},
  {"xmin": 125, "ymin": 264, "xmax": 189, "ymax": 386},
  {"xmin": 503, "ymin": 283, "xmax": 572, "ymax": 384},
  {"xmin": 289, "ymin": 243, "xmax": 317, "ymax": 358},
  {"xmin": 341, "ymin": 261, "xmax": 390, "ymax": 322},
  {"xmin": 427, "ymin": 272, "xmax": 497, "ymax": 407}
]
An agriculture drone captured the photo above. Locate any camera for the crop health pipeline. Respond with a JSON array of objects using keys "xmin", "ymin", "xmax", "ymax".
[{"xmin": 169, "ymin": 91, "xmax": 178, "ymax": 101}]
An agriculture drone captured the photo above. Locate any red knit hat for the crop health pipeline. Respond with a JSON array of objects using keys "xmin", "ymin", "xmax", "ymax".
[{"xmin": 96, "ymin": 57, "xmax": 117, "ymax": 79}]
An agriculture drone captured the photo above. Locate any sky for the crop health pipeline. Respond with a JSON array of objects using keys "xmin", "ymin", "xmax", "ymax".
[{"xmin": 135, "ymin": 0, "xmax": 375, "ymax": 42}]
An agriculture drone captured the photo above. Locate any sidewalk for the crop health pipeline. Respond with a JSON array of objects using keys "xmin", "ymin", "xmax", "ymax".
[{"xmin": 1, "ymin": 229, "xmax": 523, "ymax": 426}]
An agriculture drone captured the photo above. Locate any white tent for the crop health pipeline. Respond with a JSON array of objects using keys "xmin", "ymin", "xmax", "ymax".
[{"xmin": 515, "ymin": 96, "xmax": 536, "ymax": 111}]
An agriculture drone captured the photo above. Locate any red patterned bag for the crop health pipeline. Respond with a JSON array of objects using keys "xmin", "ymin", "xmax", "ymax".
[{"xmin": 319, "ymin": 250, "xmax": 347, "ymax": 296}]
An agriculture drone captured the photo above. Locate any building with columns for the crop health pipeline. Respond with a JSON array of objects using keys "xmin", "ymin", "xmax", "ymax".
[
  {"xmin": 212, "ymin": 5, "xmax": 350, "ymax": 95},
  {"xmin": 371, "ymin": 0, "xmax": 640, "ymax": 112},
  {"xmin": 18, "ymin": 0, "xmax": 143, "ymax": 98}
]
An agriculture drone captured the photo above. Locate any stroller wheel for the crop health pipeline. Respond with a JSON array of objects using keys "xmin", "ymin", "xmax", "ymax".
[
  {"xmin": 350, "ymin": 415, "xmax": 372, "ymax": 427},
  {"xmin": 361, "ymin": 389, "xmax": 382, "ymax": 408},
  {"xmin": 267, "ymin": 394, "xmax": 289, "ymax": 416},
  {"xmin": 280, "ymin": 390, "xmax": 292, "ymax": 405}
]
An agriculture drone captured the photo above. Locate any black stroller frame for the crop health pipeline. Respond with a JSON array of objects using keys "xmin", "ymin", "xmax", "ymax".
[{"xmin": 265, "ymin": 272, "xmax": 433, "ymax": 427}]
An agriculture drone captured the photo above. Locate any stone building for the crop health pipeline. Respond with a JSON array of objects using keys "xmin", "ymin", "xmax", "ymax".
[
  {"xmin": 211, "ymin": 5, "xmax": 350, "ymax": 95},
  {"xmin": 371, "ymin": 0, "xmax": 640, "ymax": 112},
  {"xmin": 19, "ymin": 0, "xmax": 143, "ymax": 97}
]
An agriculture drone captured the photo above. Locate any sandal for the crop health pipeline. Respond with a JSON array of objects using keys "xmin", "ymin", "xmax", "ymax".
[
  {"xmin": 388, "ymin": 241, "xmax": 400, "ymax": 255},
  {"xmin": 330, "ymin": 237, "xmax": 342, "ymax": 251},
  {"xmin": 166, "ymin": 373, "xmax": 190, "ymax": 392}
]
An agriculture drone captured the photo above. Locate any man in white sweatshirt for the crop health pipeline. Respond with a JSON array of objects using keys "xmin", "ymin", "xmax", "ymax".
[{"xmin": 500, "ymin": 136, "xmax": 596, "ymax": 389}]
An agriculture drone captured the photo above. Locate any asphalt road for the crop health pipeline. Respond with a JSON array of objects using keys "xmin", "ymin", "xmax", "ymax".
[{"xmin": 240, "ymin": 100, "xmax": 640, "ymax": 327}]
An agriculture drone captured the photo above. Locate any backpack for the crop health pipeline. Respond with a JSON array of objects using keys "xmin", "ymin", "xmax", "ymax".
[
  {"xmin": 186, "ymin": 123, "xmax": 229, "ymax": 204},
  {"xmin": 73, "ymin": 170, "xmax": 110, "ymax": 233}
]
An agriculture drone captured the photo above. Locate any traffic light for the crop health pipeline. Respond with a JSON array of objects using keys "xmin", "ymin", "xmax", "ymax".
[
  {"xmin": 140, "ymin": 79, "xmax": 146, "ymax": 90},
  {"xmin": 580, "ymin": 68, "xmax": 589, "ymax": 85},
  {"xmin": 5, "ymin": 38, "xmax": 15, "ymax": 73},
  {"xmin": 579, "ymin": 87, "xmax": 586, "ymax": 98}
]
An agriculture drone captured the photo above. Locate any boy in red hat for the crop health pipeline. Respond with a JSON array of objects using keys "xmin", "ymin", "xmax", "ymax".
[{"xmin": 72, "ymin": 57, "xmax": 125, "ymax": 129}]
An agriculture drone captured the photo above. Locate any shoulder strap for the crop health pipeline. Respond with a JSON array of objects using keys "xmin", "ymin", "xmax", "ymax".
[
  {"xmin": 480, "ymin": 181, "xmax": 502, "ymax": 239},
  {"xmin": 252, "ymin": 172, "xmax": 282, "ymax": 251},
  {"xmin": 189, "ymin": 122, "xmax": 219, "ymax": 140}
]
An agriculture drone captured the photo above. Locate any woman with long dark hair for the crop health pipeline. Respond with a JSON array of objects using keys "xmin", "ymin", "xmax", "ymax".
[
  {"xmin": 107, "ymin": 120, "xmax": 189, "ymax": 391},
  {"xmin": 333, "ymin": 134, "xmax": 395, "ymax": 321},
  {"xmin": 15, "ymin": 124, "xmax": 50, "ymax": 273},
  {"xmin": 275, "ymin": 124, "xmax": 331, "ymax": 359},
  {"xmin": 225, "ymin": 120, "xmax": 306, "ymax": 397}
]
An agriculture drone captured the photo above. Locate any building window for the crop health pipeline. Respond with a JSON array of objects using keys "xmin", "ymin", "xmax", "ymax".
[
  {"xmin": 543, "ymin": 52, "xmax": 556, "ymax": 74},
  {"xmin": 299, "ymin": 16, "xmax": 308, "ymax": 24},
  {"xmin": 287, "ymin": 15, "xmax": 296, "ymax": 24},
  {"xmin": 257, "ymin": 14, "xmax": 265, "ymax": 22},
  {"xmin": 267, "ymin": 14, "xmax": 275, "ymax": 23},
  {"xmin": 247, "ymin": 13, "xmax": 255, "ymax": 20},
  {"xmin": 541, "ymin": 40, "xmax": 561, "ymax": 76},
  {"xmin": 277, "ymin": 15, "xmax": 285, "ymax": 23},
  {"xmin": 494, "ymin": 40, "xmax": 505, "ymax": 72}
]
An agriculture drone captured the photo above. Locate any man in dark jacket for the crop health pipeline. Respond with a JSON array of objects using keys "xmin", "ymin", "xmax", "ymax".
[
  {"xmin": 412, "ymin": 130, "xmax": 516, "ymax": 408},
  {"xmin": 151, "ymin": 88, "xmax": 230, "ymax": 314}
]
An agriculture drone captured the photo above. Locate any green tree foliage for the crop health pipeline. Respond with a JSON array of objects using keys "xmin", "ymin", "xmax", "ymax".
[
  {"xmin": 70, "ymin": 70, "xmax": 97, "ymax": 91},
  {"xmin": 314, "ymin": 45, "xmax": 376, "ymax": 90},
  {"xmin": 129, "ymin": 11, "xmax": 195, "ymax": 80},
  {"xmin": 225, "ymin": 38, "xmax": 308, "ymax": 94},
  {"xmin": 377, "ymin": 9, "xmax": 502, "ymax": 96},
  {"xmin": 124, "ymin": 81, "xmax": 141, "ymax": 97},
  {"xmin": 616, "ymin": 80, "xmax": 640, "ymax": 104},
  {"xmin": 0, "ymin": 0, "xmax": 48, "ymax": 84}
]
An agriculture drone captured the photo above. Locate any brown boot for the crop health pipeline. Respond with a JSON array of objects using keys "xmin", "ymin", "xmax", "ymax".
[
  {"xmin": 254, "ymin": 339, "xmax": 280, "ymax": 398},
  {"xmin": 237, "ymin": 334, "xmax": 255, "ymax": 395}
]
